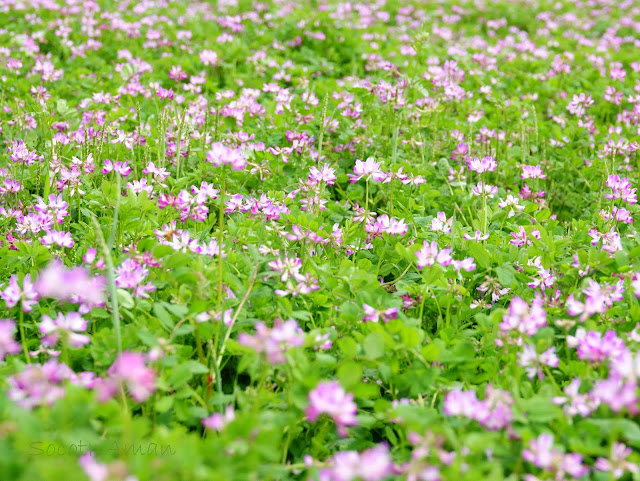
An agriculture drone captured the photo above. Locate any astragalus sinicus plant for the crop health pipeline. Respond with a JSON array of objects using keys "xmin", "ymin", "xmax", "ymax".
[{"xmin": 1, "ymin": 0, "xmax": 640, "ymax": 480}]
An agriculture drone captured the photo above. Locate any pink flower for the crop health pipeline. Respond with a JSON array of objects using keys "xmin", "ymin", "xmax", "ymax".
[
  {"xmin": 7, "ymin": 360, "xmax": 74, "ymax": 409},
  {"xmin": 595, "ymin": 443, "xmax": 639, "ymax": 479},
  {"xmin": 41, "ymin": 230, "xmax": 74, "ymax": 248},
  {"xmin": 463, "ymin": 231, "xmax": 489, "ymax": 241},
  {"xmin": 509, "ymin": 225, "xmax": 540, "ymax": 247},
  {"xmin": 320, "ymin": 444, "xmax": 393, "ymax": 481},
  {"xmin": 521, "ymin": 165, "xmax": 546, "ymax": 179},
  {"xmin": 39, "ymin": 312, "xmax": 90, "ymax": 348},
  {"xmin": 415, "ymin": 241, "xmax": 452, "ymax": 269},
  {"xmin": 238, "ymin": 319, "xmax": 304, "ymax": 364},
  {"xmin": 499, "ymin": 296, "xmax": 547, "ymax": 338},
  {"xmin": 518, "ymin": 345, "xmax": 559, "ymax": 379},
  {"xmin": 102, "ymin": 159, "xmax": 131, "ymax": 177},
  {"xmin": 206, "ymin": 142, "xmax": 247, "ymax": 170},
  {"xmin": 431, "ymin": 212, "xmax": 452, "ymax": 234},
  {"xmin": 309, "ymin": 163, "xmax": 337, "ymax": 185},
  {"xmin": 96, "ymin": 352, "xmax": 156, "ymax": 403},
  {"xmin": 362, "ymin": 304, "xmax": 399, "ymax": 323},
  {"xmin": 199, "ymin": 49, "xmax": 218, "ymax": 66},
  {"xmin": 605, "ymin": 175, "xmax": 637, "ymax": 204},
  {"xmin": 306, "ymin": 380, "xmax": 358, "ymax": 436},
  {"xmin": 444, "ymin": 385, "xmax": 513, "ymax": 431},
  {"xmin": 0, "ymin": 319, "xmax": 21, "ymax": 360},
  {"xmin": 467, "ymin": 156, "xmax": 497, "ymax": 173},
  {"xmin": 552, "ymin": 378, "xmax": 598, "ymax": 417},
  {"xmin": 202, "ymin": 405, "xmax": 235, "ymax": 431},
  {"xmin": 1, "ymin": 274, "xmax": 39, "ymax": 312},
  {"xmin": 155, "ymin": 87, "xmax": 174, "ymax": 100},
  {"xmin": 35, "ymin": 261, "xmax": 105, "ymax": 311},
  {"xmin": 347, "ymin": 157, "xmax": 387, "ymax": 183}
]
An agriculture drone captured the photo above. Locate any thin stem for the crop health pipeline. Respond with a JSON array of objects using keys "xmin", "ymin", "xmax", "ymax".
[
  {"xmin": 91, "ymin": 215, "xmax": 122, "ymax": 354},
  {"xmin": 216, "ymin": 264, "xmax": 260, "ymax": 370},
  {"xmin": 18, "ymin": 306, "xmax": 30, "ymax": 364}
]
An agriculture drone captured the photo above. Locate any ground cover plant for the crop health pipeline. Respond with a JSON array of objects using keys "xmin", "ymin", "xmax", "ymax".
[{"xmin": 0, "ymin": 0, "xmax": 640, "ymax": 479}]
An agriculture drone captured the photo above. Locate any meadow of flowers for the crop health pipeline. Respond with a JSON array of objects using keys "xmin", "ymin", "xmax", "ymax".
[{"xmin": 1, "ymin": 0, "xmax": 640, "ymax": 479}]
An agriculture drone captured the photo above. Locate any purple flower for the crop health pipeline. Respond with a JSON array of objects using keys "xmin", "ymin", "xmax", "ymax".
[
  {"xmin": 362, "ymin": 304, "xmax": 399, "ymax": 323},
  {"xmin": 521, "ymin": 165, "xmax": 546, "ymax": 179},
  {"xmin": 0, "ymin": 319, "xmax": 21, "ymax": 360},
  {"xmin": 595, "ymin": 443, "xmax": 639, "ymax": 479},
  {"xmin": 467, "ymin": 156, "xmax": 496, "ymax": 173},
  {"xmin": 95, "ymin": 352, "xmax": 156, "ymax": 403},
  {"xmin": 347, "ymin": 157, "xmax": 387, "ymax": 183},
  {"xmin": 552, "ymin": 378, "xmax": 598, "ymax": 417},
  {"xmin": 39, "ymin": 312, "xmax": 90, "ymax": 348},
  {"xmin": 320, "ymin": 443, "xmax": 393, "ymax": 481},
  {"xmin": 415, "ymin": 241, "xmax": 452, "ymax": 269},
  {"xmin": 566, "ymin": 328, "xmax": 625, "ymax": 362},
  {"xmin": 206, "ymin": 142, "xmax": 247, "ymax": 171},
  {"xmin": 35, "ymin": 261, "xmax": 105, "ymax": 312},
  {"xmin": 444, "ymin": 385, "xmax": 513, "ymax": 431},
  {"xmin": 155, "ymin": 86, "xmax": 175, "ymax": 100},
  {"xmin": 7, "ymin": 360, "xmax": 74, "ymax": 409},
  {"xmin": 1, "ymin": 274, "xmax": 39, "ymax": 312},
  {"xmin": 306, "ymin": 380, "xmax": 358, "ymax": 437},
  {"xmin": 499, "ymin": 296, "xmax": 547, "ymax": 339},
  {"xmin": 202, "ymin": 405, "xmax": 235, "ymax": 431},
  {"xmin": 238, "ymin": 319, "xmax": 304, "ymax": 364},
  {"xmin": 518, "ymin": 345, "xmax": 559, "ymax": 379}
]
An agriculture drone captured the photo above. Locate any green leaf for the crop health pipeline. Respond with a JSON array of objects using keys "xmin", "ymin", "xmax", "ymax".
[
  {"xmin": 468, "ymin": 242, "xmax": 492, "ymax": 269},
  {"xmin": 363, "ymin": 332, "xmax": 385, "ymax": 359}
]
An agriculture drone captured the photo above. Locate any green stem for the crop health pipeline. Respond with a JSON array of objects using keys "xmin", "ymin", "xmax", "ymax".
[
  {"xmin": 18, "ymin": 307, "xmax": 30, "ymax": 364},
  {"xmin": 91, "ymin": 215, "xmax": 122, "ymax": 354}
]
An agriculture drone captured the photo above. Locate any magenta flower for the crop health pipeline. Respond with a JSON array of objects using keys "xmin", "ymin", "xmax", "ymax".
[
  {"xmin": 362, "ymin": 304, "xmax": 399, "ymax": 323},
  {"xmin": 0, "ymin": 319, "xmax": 21, "ymax": 361},
  {"xmin": 95, "ymin": 352, "xmax": 156, "ymax": 403},
  {"xmin": 309, "ymin": 163, "xmax": 337, "ymax": 185},
  {"xmin": 595, "ymin": 443, "xmax": 639, "ymax": 479},
  {"xmin": 7, "ymin": 360, "xmax": 74, "ymax": 409},
  {"xmin": 499, "ymin": 296, "xmax": 547, "ymax": 338},
  {"xmin": 347, "ymin": 157, "xmax": 387, "ymax": 183},
  {"xmin": 518, "ymin": 345, "xmax": 559, "ymax": 379},
  {"xmin": 202, "ymin": 405, "xmax": 235, "ymax": 431},
  {"xmin": 155, "ymin": 86, "xmax": 174, "ymax": 100},
  {"xmin": 467, "ymin": 156, "xmax": 497, "ymax": 173},
  {"xmin": 415, "ymin": 241, "xmax": 453, "ymax": 269},
  {"xmin": 521, "ymin": 164, "xmax": 546, "ymax": 180},
  {"xmin": 39, "ymin": 312, "xmax": 90, "ymax": 348},
  {"xmin": 1, "ymin": 274, "xmax": 39, "ymax": 312},
  {"xmin": 206, "ymin": 142, "xmax": 247, "ymax": 170},
  {"xmin": 101, "ymin": 159, "xmax": 131, "ymax": 177},
  {"xmin": 431, "ymin": 212, "xmax": 452, "ymax": 234},
  {"xmin": 306, "ymin": 380, "xmax": 358, "ymax": 437},
  {"xmin": 320, "ymin": 444, "xmax": 393, "ymax": 481},
  {"xmin": 35, "ymin": 261, "xmax": 105, "ymax": 311},
  {"xmin": 238, "ymin": 319, "xmax": 304, "ymax": 364}
]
